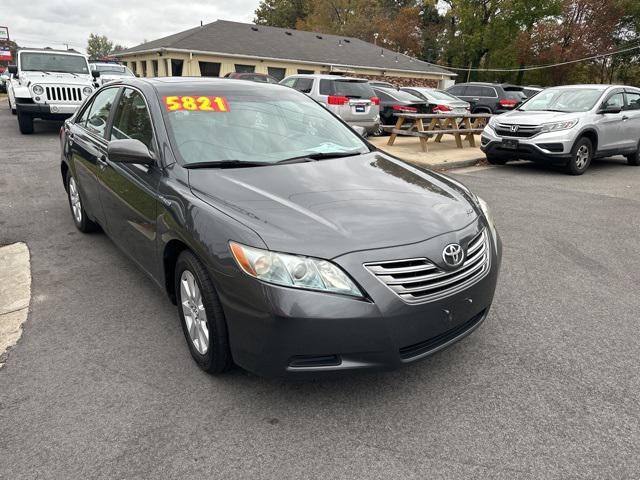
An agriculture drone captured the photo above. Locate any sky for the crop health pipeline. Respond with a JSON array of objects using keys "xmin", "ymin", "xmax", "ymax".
[{"xmin": 1, "ymin": 0, "xmax": 261, "ymax": 53}]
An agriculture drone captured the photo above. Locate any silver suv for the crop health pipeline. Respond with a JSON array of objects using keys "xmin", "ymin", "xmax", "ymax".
[
  {"xmin": 280, "ymin": 74, "xmax": 380, "ymax": 134},
  {"xmin": 481, "ymin": 84, "xmax": 640, "ymax": 175}
]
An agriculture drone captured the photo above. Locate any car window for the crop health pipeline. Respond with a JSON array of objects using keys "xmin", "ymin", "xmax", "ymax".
[
  {"xmin": 75, "ymin": 99, "xmax": 94, "ymax": 127},
  {"xmin": 327, "ymin": 80, "xmax": 374, "ymax": 99},
  {"xmin": 625, "ymin": 92, "xmax": 640, "ymax": 111},
  {"xmin": 403, "ymin": 88, "xmax": 428, "ymax": 101},
  {"xmin": 448, "ymin": 85, "xmax": 466, "ymax": 96},
  {"xmin": 521, "ymin": 87, "xmax": 604, "ymax": 113},
  {"xmin": 374, "ymin": 89, "xmax": 394, "ymax": 102},
  {"xmin": 293, "ymin": 78, "xmax": 314, "ymax": 93},
  {"xmin": 85, "ymin": 88, "xmax": 119, "ymax": 138},
  {"xmin": 603, "ymin": 93, "xmax": 624, "ymax": 110},
  {"xmin": 280, "ymin": 77, "xmax": 297, "ymax": 87},
  {"xmin": 162, "ymin": 87, "xmax": 368, "ymax": 165},
  {"xmin": 110, "ymin": 88, "xmax": 155, "ymax": 151}
]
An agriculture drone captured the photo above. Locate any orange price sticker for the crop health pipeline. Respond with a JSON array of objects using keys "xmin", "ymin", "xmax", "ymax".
[{"xmin": 163, "ymin": 96, "xmax": 230, "ymax": 112}]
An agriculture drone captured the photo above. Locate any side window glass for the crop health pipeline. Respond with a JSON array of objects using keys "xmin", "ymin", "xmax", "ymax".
[
  {"xmin": 480, "ymin": 87, "xmax": 496, "ymax": 97},
  {"xmin": 281, "ymin": 77, "xmax": 296, "ymax": 88},
  {"xmin": 294, "ymin": 78, "xmax": 313, "ymax": 93},
  {"xmin": 111, "ymin": 88, "xmax": 154, "ymax": 152},
  {"xmin": 603, "ymin": 93, "xmax": 624, "ymax": 109},
  {"xmin": 625, "ymin": 92, "xmax": 640, "ymax": 111},
  {"xmin": 75, "ymin": 100, "xmax": 93, "ymax": 127},
  {"xmin": 86, "ymin": 88, "xmax": 118, "ymax": 138},
  {"xmin": 319, "ymin": 79, "xmax": 333, "ymax": 95},
  {"xmin": 449, "ymin": 86, "xmax": 466, "ymax": 96}
]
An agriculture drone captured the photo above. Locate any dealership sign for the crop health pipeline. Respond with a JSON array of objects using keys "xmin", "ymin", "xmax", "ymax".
[
  {"xmin": 0, "ymin": 49, "xmax": 11, "ymax": 61},
  {"xmin": 0, "ymin": 26, "xmax": 9, "ymax": 41}
]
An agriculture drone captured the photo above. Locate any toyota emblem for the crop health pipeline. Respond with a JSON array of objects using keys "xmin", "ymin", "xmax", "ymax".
[
  {"xmin": 510, "ymin": 125, "xmax": 519, "ymax": 133},
  {"xmin": 442, "ymin": 244, "xmax": 464, "ymax": 267}
]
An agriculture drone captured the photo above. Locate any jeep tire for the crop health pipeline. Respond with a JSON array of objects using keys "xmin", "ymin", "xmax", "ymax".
[{"xmin": 17, "ymin": 107, "xmax": 34, "ymax": 134}]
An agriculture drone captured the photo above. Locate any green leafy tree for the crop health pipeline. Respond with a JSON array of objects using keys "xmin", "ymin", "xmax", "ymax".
[
  {"xmin": 87, "ymin": 34, "xmax": 114, "ymax": 58},
  {"xmin": 254, "ymin": 0, "xmax": 309, "ymax": 28}
]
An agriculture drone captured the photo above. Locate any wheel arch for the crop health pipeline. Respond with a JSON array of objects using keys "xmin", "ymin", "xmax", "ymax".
[
  {"xmin": 163, "ymin": 239, "xmax": 192, "ymax": 304},
  {"xmin": 575, "ymin": 129, "xmax": 598, "ymax": 153}
]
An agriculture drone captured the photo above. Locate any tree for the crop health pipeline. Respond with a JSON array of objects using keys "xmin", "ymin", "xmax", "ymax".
[
  {"xmin": 254, "ymin": 0, "xmax": 308, "ymax": 28},
  {"xmin": 86, "ymin": 34, "xmax": 114, "ymax": 58}
]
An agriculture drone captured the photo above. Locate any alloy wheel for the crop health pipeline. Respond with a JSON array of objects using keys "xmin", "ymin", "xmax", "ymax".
[
  {"xmin": 180, "ymin": 270, "xmax": 209, "ymax": 355},
  {"xmin": 575, "ymin": 145, "xmax": 590, "ymax": 170},
  {"xmin": 68, "ymin": 177, "xmax": 83, "ymax": 224}
]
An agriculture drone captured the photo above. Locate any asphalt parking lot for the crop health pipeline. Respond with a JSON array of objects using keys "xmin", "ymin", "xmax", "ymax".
[{"xmin": 1, "ymin": 105, "xmax": 639, "ymax": 479}]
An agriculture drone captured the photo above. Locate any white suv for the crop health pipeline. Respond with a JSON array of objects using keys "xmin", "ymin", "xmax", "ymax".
[
  {"xmin": 7, "ymin": 49, "xmax": 97, "ymax": 134},
  {"xmin": 481, "ymin": 85, "xmax": 640, "ymax": 175}
]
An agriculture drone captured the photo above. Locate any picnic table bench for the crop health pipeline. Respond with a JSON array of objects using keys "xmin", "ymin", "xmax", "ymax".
[{"xmin": 386, "ymin": 113, "xmax": 493, "ymax": 152}]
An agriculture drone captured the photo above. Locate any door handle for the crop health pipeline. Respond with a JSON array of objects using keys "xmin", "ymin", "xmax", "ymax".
[{"xmin": 97, "ymin": 155, "xmax": 108, "ymax": 170}]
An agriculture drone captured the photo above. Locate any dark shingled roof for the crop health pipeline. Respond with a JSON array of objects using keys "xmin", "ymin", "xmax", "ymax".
[{"xmin": 117, "ymin": 20, "xmax": 454, "ymax": 77}]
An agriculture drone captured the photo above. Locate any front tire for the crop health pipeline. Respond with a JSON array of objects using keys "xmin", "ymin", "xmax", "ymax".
[
  {"xmin": 17, "ymin": 108, "xmax": 34, "ymax": 134},
  {"xmin": 566, "ymin": 137, "xmax": 592, "ymax": 175},
  {"xmin": 66, "ymin": 171, "xmax": 98, "ymax": 232},
  {"xmin": 626, "ymin": 141, "xmax": 640, "ymax": 166},
  {"xmin": 175, "ymin": 250, "xmax": 232, "ymax": 374}
]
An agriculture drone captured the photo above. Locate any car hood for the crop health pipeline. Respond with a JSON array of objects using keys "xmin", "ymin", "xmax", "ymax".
[
  {"xmin": 497, "ymin": 110, "xmax": 580, "ymax": 125},
  {"xmin": 188, "ymin": 152, "xmax": 478, "ymax": 259},
  {"xmin": 19, "ymin": 71, "xmax": 92, "ymax": 85}
]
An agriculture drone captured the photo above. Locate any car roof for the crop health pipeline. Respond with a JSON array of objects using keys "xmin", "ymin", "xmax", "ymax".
[
  {"xmin": 122, "ymin": 77, "xmax": 290, "ymax": 95},
  {"xmin": 285, "ymin": 74, "xmax": 364, "ymax": 81}
]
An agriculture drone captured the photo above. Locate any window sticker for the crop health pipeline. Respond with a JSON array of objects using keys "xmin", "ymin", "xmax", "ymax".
[{"xmin": 163, "ymin": 96, "xmax": 230, "ymax": 112}]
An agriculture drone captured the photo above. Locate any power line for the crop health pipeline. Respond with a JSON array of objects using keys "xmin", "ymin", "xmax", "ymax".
[{"xmin": 431, "ymin": 42, "xmax": 640, "ymax": 73}]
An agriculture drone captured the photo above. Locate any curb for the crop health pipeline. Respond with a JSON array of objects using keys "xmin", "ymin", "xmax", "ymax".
[{"xmin": 430, "ymin": 157, "xmax": 486, "ymax": 171}]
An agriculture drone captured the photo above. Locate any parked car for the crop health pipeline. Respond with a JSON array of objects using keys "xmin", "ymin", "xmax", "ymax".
[
  {"xmin": 369, "ymin": 80, "xmax": 396, "ymax": 89},
  {"xmin": 280, "ymin": 74, "xmax": 380, "ymax": 134},
  {"xmin": 60, "ymin": 77, "xmax": 501, "ymax": 377},
  {"xmin": 89, "ymin": 62, "xmax": 135, "ymax": 85},
  {"xmin": 481, "ymin": 84, "xmax": 640, "ymax": 175},
  {"xmin": 400, "ymin": 86, "xmax": 471, "ymax": 114},
  {"xmin": 0, "ymin": 67, "xmax": 9, "ymax": 93},
  {"xmin": 7, "ymin": 48, "xmax": 98, "ymax": 134},
  {"xmin": 224, "ymin": 72, "xmax": 279, "ymax": 84},
  {"xmin": 446, "ymin": 82, "xmax": 524, "ymax": 114},
  {"xmin": 521, "ymin": 86, "xmax": 544, "ymax": 98},
  {"xmin": 371, "ymin": 86, "xmax": 430, "ymax": 133}
]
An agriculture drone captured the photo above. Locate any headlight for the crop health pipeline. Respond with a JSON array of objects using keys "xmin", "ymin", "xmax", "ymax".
[
  {"xmin": 477, "ymin": 197, "xmax": 495, "ymax": 231},
  {"xmin": 229, "ymin": 242, "xmax": 363, "ymax": 297},
  {"xmin": 82, "ymin": 86, "xmax": 93, "ymax": 96},
  {"xmin": 487, "ymin": 115, "xmax": 498, "ymax": 128},
  {"xmin": 539, "ymin": 119, "xmax": 578, "ymax": 133},
  {"xmin": 32, "ymin": 84, "xmax": 44, "ymax": 95}
]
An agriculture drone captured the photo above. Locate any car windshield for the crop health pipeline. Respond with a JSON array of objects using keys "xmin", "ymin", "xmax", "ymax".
[
  {"xmin": 427, "ymin": 89, "xmax": 461, "ymax": 101},
  {"xmin": 20, "ymin": 52, "xmax": 89, "ymax": 74},
  {"xmin": 330, "ymin": 80, "xmax": 374, "ymax": 98},
  {"xmin": 94, "ymin": 64, "xmax": 134, "ymax": 76},
  {"xmin": 162, "ymin": 86, "xmax": 370, "ymax": 165},
  {"xmin": 520, "ymin": 88, "xmax": 604, "ymax": 113},
  {"xmin": 378, "ymin": 88, "xmax": 424, "ymax": 102}
]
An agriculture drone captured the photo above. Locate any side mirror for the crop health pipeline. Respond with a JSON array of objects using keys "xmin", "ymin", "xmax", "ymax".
[
  {"xmin": 352, "ymin": 125, "xmax": 368, "ymax": 137},
  {"xmin": 91, "ymin": 70, "xmax": 101, "ymax": 79},
  {"xmin": 8, "ymin": 65, "xmax": 17, "ymax": 75},
  {"xmin": 599, "ymin": 105, "xmax": 622, "ymax": 114},
  {"xmin": 108, "ymin": 139, "xmax": 155, "ymax": 165}
]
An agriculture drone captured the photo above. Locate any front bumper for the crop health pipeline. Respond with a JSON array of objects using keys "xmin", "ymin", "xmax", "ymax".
[
  {"xmin": 218, "ymin": 218, "xmax": 502, "ymax": 377},
  {"xmin": 16, "ymin": 101, "xmax": 80, "ymax": 119},
  {"xmin": 480, "ymin": 125, "xmax": 575, "ymax": 163}
]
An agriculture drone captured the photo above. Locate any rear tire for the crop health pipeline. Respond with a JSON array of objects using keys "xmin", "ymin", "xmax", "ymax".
[
  {"xmin": 17, "ymin": 108, "xmax": 34, "ymax": 134},
  {"xmin": 486, "ymin": 154, "xmax": 507, "ymax": 165},
  {"xmin": 66, "ymin": 171, "xmax": 98, "ymax": 232},
  {"xmin": 175, "ymin": 250, "xmax": 232, "ymax": 374},
  {"xmin": 626, "ymin": 141, "xmax": 640, "ymax": 166},
  {"xmin": 565, "ymin": 137, "xmax": 593, "ymax": 175}
]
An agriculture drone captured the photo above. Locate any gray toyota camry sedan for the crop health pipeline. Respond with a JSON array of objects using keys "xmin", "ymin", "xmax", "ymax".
[{"xmin": 60, "ymin": 77, "xmax": 502, "ymax": 377}]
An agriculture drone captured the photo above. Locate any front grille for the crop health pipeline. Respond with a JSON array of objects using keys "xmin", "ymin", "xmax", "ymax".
[
  {"xmin": 494, "ymin": 124, "xmax": 540, "ymax": 138},
  {"xmin": 44, "ymin": 86, "xmax": 83, "ymax": 103},
  {"xmin": 364, "ymin": 229, "xmax": 491, "ymax": 304},
  {"xmin": 399, "ymin": 309, "xmax": 486, "ymax": 360}
]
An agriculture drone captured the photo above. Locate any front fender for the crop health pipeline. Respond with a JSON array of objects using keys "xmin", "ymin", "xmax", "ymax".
[{"xmin": 12, "ymin": 83, "xmax": 31, "ymax": 101}]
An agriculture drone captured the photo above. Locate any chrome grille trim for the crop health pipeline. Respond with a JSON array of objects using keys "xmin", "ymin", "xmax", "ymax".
[
  {"xmin": 44, "ymin": 86, "xmax": 84, "ymax": 103},
  {"xmin": 494, "ymin": 123, "xmax": 541, "ymax": 138},
  {"xmin": 364, "ymin": 229, "xmax": 491, "ymax": 304}
]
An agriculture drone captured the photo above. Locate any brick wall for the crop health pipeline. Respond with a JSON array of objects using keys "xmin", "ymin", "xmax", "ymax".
[{"xmin": 347, "ymin": 73, "xmax": 439, "ymax": 88}]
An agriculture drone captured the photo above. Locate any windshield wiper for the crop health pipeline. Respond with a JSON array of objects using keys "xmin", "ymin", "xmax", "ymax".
[
  {"xmin": 183, "ymin": 160, "xmax": 270, "ymax": 169},
  {"xmin": 277, "ymin": 150, "xmax": 363, "ymax": 164}
]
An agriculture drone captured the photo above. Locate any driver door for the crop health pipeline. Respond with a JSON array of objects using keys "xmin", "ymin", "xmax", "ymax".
[
  {"xmin": 596, "ymin": 91, "xmax": 627, "ymax": 153},
  {"xmin": 97, "ymin": 87, "xmax": 161, "ymax": 278}
]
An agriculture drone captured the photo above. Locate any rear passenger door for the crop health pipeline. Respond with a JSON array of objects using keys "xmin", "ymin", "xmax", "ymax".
[
  {"xmin": 68, "ymin": 87, "xmax": 120, "ymax": 225},
  {"xmin": 97, "ymin": 87, "xmax": 161, "ymax": 278},
  {"xmin": 623, "ymin": 90, "xmax": 640, "ymax": 150}
]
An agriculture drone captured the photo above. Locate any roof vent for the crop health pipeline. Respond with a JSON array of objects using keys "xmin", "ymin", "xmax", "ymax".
[
  {"xmin": 316, "ymin": 35, "xmax": 323, "ymax": 39},
  {"xmin": 285, "ymin": 31, "xmax": 292, "ymax": 36},
  {"xmin": 251, "ymin": 26, "xmax": 259, "ymax": 31}
]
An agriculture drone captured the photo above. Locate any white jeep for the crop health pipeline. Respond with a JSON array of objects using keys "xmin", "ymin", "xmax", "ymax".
[{"xmin": 7, "ymin": 49, "xmax": 98, "ymax": 134}]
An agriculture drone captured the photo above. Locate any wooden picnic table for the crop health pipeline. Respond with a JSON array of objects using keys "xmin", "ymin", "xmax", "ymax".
[{"xmin": 386, "ymin": 113, "xmax": 493, "ymax": 152}]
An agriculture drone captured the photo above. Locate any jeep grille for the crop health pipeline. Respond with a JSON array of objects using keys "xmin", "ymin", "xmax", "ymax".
[{"xmin": 45, "ymin": 86, "xmax": 83, "ymax": 103}]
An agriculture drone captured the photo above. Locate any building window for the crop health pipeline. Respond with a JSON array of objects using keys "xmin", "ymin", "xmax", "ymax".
[
  {"xmin": 234, "ymin": 64, "xmax": 255, "ymax": 73},
  {"xmin": 199, "ymin": 61, "xmax": 221, "ymax": 77},
  {"xmin": 141, "ymin": 61, "xmax": 147, "ymax": 77},
  {"xmin": 171, "ymin": 59, "xmax": 183, "ymax": 76},
  {"xmin": 267, "ymin": 67, "xmax": 286, "ymax": 81},
  {"xmin": 297, "ymin": 69, "xmax": 314, "ymax": 74},
  {"xmin": 151, "ymin": 60, "xmax": 158, "ymax": 77},
  {"xmin": 130, "ymin": 62, "xmax": 136, "ymax": 75}
]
